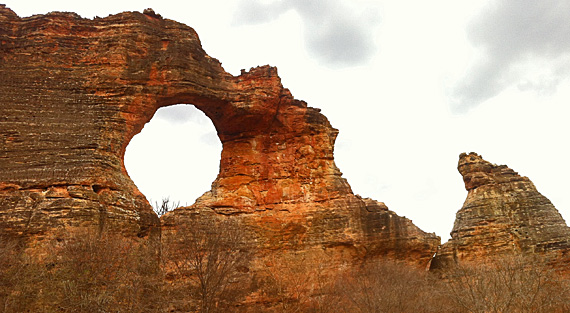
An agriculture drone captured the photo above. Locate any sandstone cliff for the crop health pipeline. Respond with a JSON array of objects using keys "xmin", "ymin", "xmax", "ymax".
[
  {"xmin": 0, "ymin": 4, "xmax": 438, "ymax": 269},
  {"xmin": 432, "ymin": 152, "xmax": 570, "ymax": 269}
]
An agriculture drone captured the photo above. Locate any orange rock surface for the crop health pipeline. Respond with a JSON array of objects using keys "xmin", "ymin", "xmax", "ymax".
[
  {"xmin": 431, "ymin": 153, "xmax": 570, "ymax": 269},
  {"xmin": 0, "ymin": 4, "xmax": 438, "ymax": 274}
]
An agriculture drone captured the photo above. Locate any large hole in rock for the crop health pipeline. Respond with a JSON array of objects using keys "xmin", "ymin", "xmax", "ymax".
[{"xmin": 124, "ymin": 104, "xmax": 222, "ymax": 211}]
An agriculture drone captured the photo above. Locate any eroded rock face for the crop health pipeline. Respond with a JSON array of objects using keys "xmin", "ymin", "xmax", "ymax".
[
  {"xmin": 0, "ymin": 4, "xmax": 438, "ymax": 268},
  {"xmin": 431, "ymin": 152, "xmax": 570, "ymax": 269}
]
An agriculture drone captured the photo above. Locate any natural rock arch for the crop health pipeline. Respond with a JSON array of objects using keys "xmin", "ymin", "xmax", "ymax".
[{"xmin": 0, "ymin": 6, "xmax": 438, "ymax": 268}]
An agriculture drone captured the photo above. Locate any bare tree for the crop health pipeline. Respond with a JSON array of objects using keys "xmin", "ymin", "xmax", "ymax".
[{"xmin": 163, "ymin": 215, "xmax": 250, "ymax": 313}]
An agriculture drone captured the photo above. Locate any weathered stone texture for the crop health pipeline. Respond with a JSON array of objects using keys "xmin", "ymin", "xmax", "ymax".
[
  {"xmin": 0, "ymin": 4, "xmax": 438, "ymax": 269},
  {"xmin": 432, "ymin": 152, "xmax": 570, "ymax": 269}
]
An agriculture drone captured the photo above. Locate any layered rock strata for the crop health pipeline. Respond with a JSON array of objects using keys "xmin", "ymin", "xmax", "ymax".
[
  {"xmin": 431, "ymin": 152, "xmax": 570, "ymax": 269},
  {"xmin": 0, "ymin": 4, "xmax": 438, "ymax": 269}
]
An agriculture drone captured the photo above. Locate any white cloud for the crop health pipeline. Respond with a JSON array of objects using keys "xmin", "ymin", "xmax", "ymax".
[
  {"xmin": 233, "ymin": 0, "xmax": 380, "ymax": 67},
  {"xmin": 451, "ymin": 0, "xmax": 570, "ymax": 112}
]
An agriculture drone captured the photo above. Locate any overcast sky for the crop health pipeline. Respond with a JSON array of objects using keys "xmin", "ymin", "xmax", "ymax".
[{"xmin": 7, "ymin": 0, "xmax": 570, "ymax": 241}]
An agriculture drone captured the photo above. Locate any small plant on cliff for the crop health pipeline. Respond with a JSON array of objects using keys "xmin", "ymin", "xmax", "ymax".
[{"xmin": 153, "ymin": 197, "xmax": 181, "ymax": 217}]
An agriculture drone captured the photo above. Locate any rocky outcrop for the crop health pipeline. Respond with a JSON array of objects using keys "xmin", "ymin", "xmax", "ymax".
[
  {"xmin": 0, "ymin": 3, "xmax": 438, "ymax": 270},
  {"xmin": 431, "ymin": 152, "xmax": 570, "ymax": 269}
]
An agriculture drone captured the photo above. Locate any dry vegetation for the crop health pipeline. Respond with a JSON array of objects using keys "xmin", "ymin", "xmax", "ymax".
[
  {"xmin": 441, "ymin": 255, "xmax": 570, "ymax": 313},
  {"xmin": 2, "ymin": 207, "xmax": 570, "ymax": 312},
  {"xmin": 0, "ymin": 231, "xmax": 163, "ymax": 313},
  {"xmin": 162, "ymin": 216, "xmax": 251, "ymax": 313}
]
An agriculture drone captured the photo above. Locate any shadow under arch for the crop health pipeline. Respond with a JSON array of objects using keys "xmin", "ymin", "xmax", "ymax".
[{"xmin": 124, "ymin": 104, "xmax": 222, "ymax": 211}]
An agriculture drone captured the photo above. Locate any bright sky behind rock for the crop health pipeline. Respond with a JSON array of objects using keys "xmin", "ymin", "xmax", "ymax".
[{"xmin": 6, "ymin": 0, "xmax": 570, "ymax": 241}]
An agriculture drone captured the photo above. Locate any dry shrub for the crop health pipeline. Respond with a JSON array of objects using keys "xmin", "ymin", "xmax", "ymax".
[
  {"xmin": 329, "ymin": 259, "xmax": 447, "ymax": 313},
  {"xmin": 442, "ymin": 254, "xmax": 570, "ymax": 313},
  {"xmin": 46, "ymin": 231, "xmax": 164, "ymax": 312},
  {"xmin": 0, "ymin": 231, "xmax": 164, "ymax": 313},
  {"xmin": 163, "ymin": 215, "xmax": 251, "ymax": 313},
  {"xmin": 258, "ymin": 253, "xmax": 335, "ymax": 313},
  {"xmin": 0, "ymin": 237, "xmax": 46, "ymax": 312},
  {"xmin": 3, "ymin": 226, "xmax": 570, "ymax": 313},
  {"xmin": 255, "ymin": 255, "xmax": 444, "ymax": 313}
]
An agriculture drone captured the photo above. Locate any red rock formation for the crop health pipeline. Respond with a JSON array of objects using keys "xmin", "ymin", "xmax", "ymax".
[
  {"xmin": 431, "ymin": 152, "xmax": 570, "ymax": 269},
  {"xmin": 0, "ymin": 4, "xmax": 438, "ymax": 278}
]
